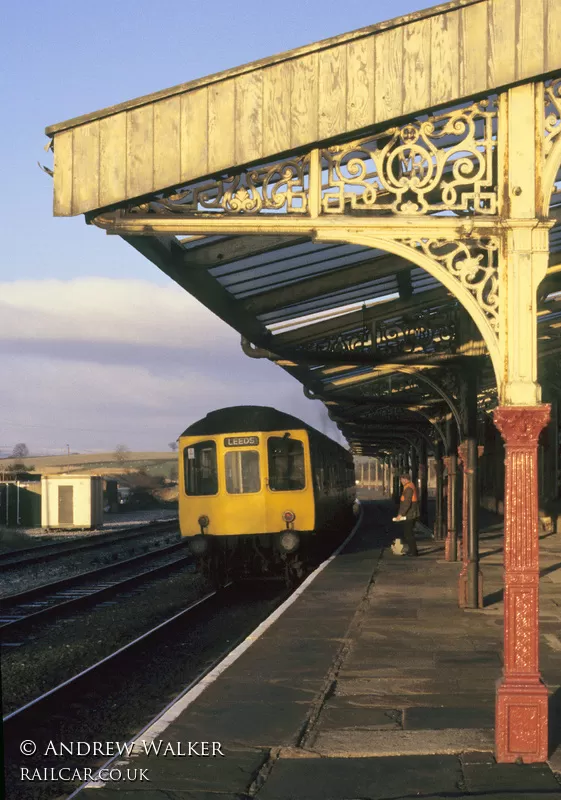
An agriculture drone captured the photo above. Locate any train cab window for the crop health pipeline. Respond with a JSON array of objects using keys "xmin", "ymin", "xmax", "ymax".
[
  {"xmin": 225, "ymin": 450, "xmax": 260, "ymax": 494},
  {"xmin": 268, "ymin": 436, "xmax": 305, "ymax": 491},
  {"xmin": 184, "ymin": 441, "xmax": 218, "ymax": 496}
]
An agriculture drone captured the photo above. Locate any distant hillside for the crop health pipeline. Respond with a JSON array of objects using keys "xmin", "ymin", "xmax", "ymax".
[{"xmin": 6, "ymin": 452, "xmax": 178, "ymax": 478}]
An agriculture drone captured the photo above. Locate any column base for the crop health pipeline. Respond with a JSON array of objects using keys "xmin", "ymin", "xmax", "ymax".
[
  {"xmin": 433, "ymin": 523, "xmax": 446, "ymax": 541},
  {"xmin": 458, "ymin": 565, "xmax": 483, "ymax": 608},
  {"xmin": 458, "ymin": 569, "xmax": 467, "ymax": 607},
  {"xmin": 496, "ymin": 679, "xmax": 549, "ymax": 763},
  {"xmin": 444, "ymin": 532, "xmax": 457, "ymax": 561}
]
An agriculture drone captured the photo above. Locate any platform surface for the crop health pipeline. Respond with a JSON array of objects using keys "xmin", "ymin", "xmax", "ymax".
[{"xmin": 78, "ymin": 501, "xmax": 561, "ymax": 799}]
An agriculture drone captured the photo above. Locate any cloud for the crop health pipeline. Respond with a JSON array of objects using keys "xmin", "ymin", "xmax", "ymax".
[
  {"xmin": 0, "ymin": 277, "xmax": 232, "ymax": 348},
  {"xmin": 0, "ymin": 278, "xmax": 345, "ymax": 453}
]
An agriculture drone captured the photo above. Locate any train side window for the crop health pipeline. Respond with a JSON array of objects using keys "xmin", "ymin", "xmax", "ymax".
[
  {"xmin": 268, "ymin": 437, "xmax": 305, "ymax": 491},
  {"xmin": 225, "ymin": 450, "xmax": 260, "ymax": 494},
  {"xmin": 184, "ymin": 441, "xmax": 218, "ymax": 496}
]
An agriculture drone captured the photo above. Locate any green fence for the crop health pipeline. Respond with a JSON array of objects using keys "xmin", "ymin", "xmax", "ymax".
[{"xmin": 0, "ymin": 482, "xmax": 42, "ymax": 527}]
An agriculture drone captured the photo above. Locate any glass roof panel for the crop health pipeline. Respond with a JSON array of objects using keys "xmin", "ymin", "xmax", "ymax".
[
  {"xmin": 213, "ymin": 247, "xmax": 385, "ymax": 297},
  {"xmin": 259, "ymin": 278, "xmax": 400, "ymax": 324}
]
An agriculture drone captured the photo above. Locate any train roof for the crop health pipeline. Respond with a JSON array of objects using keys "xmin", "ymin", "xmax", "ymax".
[{"xmin": 180, "ymin": 406, "xmax": 350, "ymax": 454}]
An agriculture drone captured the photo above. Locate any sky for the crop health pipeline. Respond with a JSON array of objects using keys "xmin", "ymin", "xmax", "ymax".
[{"xmin": 1, "ymin": 0, "xmax": 431, "ymax": 456}]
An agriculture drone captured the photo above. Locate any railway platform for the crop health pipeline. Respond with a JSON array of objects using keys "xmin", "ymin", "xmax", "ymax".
[{"xmin": 76, "ymin": 501, "xmax": 561, "ymax": 800}]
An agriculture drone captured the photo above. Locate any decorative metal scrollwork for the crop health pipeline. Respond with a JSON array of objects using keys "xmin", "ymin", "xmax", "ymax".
[
  {"xmin": 304, "ymin": 328, "xmax": 369, "ymax": 354},
  {"xmin": 477, "ymin": 386, "xmax": 498, "ymax": 415},
  {"xmin": 363, "ymin": 408, "xmax": 429, "ymax": 425},
  {"xmin": 375, "ymin": 375, "xmax": 422, "ymax": 397},
  {"xmin": 375, "ymin": 310, "xmax": 456, "ymax": 355},
  {"xmin": 544, "ymin": 79, "xmax": 561, "ymax": 162},
  {"xmin": 300, "ymin": 309, "xmax": 456, "ymax": 357},
  {"xmin": 438, "ymin": 370, "xmax": 461, "ymax": 403},
  {"xmin": 321, "ymin": 98, "xmax": 498, "ymax": 216},
  {"xmin": 398, "ymin": 236, "xmax": 500, "ymax": 333},
  {"xmin": 123, "ymin": 97, "xmax": 498, "ymax": 219},
  {"xmin": 128, "ymin": 156, "xmax": 309, "ymax": 216}
]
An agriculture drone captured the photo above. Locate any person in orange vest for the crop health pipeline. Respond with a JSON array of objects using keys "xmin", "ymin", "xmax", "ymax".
[{"xmin": 393, "ymin": 473, "xmax": 420, "ymax": 557}]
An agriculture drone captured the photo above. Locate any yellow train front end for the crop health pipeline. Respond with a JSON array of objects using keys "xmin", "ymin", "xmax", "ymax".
[{"xmin": 178, "ymin": 426, "xmax": 315, "ymax": 581}]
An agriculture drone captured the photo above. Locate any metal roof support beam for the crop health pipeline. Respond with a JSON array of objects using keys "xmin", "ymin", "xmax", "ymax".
[
  {"xmin": 348, "ymin": 431, "xmax": 435, "ymax": 457},
  {"xmin": 93, "ymin": 213, "xmax": 501, "ymax": 239},
  {"xmin": 321, "ymin": 395, "xmax": 443, "ymax": 409},
  {"xmin": 396, "ymin": 268, "xmax": 413, "ymax": 301},
  {"xmin": 342, "ymin": 421, "xmax": 433, "ymax": 434},
  {"xmin": 242, "ymin": 336, "xmax": 475, "ymax": 369},
  {"xmin": 320, "ymin": 365, "xmax": 463, "ymax": 437},
  {"xmin": 182, "ymin": 235, "xmax": 309, "ymax": 268}
]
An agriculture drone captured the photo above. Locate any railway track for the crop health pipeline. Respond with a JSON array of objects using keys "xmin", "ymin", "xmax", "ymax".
[
  {"xmin": 0, "ymin": 539, "xmax": 193, "ymax": 640},
  {"xmin": 3, "ymin": 579, "xmax": 289, "ymax": 800},
  {"xmin": 3, "ymin": 588, "xmax": 220, "ymax": 725},
  {"xmin": 0, "ymin": 518, "xmax": 179, "ymax": 570}
]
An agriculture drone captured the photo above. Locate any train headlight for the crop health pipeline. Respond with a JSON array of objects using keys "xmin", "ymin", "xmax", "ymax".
[
  {"xmin": 198, "ymin": 514, "xmax": 210, "ymax": 529},
  {"xmin": 282, "ymin": 510, "xmax": 296, "ymax": 525},
  {"xmin": 279, "ymin": 531, "xmax": 300, "ymax": 553}
]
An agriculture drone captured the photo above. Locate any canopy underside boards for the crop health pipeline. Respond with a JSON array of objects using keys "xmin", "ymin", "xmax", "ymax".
[{"xmin": 47, "ymin": 0, "xmax": 561, "ymax": 217}]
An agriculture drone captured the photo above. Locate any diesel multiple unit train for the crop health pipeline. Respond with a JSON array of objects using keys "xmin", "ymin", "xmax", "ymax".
[{"xmin": 178, "ymin": 406, "xmax": 356, "ymax": 585}]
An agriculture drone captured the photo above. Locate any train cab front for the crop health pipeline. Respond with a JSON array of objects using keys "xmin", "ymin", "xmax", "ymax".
[{"xmin": 177, "ymin": 427, "xmax": 315, "ymax": 585}]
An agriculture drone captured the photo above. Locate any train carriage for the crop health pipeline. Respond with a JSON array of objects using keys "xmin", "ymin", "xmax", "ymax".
[{"xmin": 178, "ymin": 406, "xmax": 355, "ymax": 584}]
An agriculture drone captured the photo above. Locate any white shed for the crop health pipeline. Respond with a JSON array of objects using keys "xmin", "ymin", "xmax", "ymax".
[{"xmin": 41, "ymin": 475, "xmax": 104, "ymax": 529}]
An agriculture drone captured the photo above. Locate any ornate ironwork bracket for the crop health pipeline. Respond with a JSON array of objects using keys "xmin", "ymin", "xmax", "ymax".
[
  {"xmin": 120, "ymin": 96, "xmax": 499, "ymax": 221},
  {"xmin": 397, "ymin": 236, "xmax": 499, "ymax": 334}
]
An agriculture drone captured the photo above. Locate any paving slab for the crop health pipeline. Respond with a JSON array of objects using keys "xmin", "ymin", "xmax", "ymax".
[
  {"xmin": 81, "ymin": 748, "xmax": 267, "ymax": 797},
  {"xmin": 129, "ymin": 746, "xmax": 267, "ymax": 793},
  {"xmin": 256, "ymin": 754, "xmax": 464, "ymax": 800},
  {"xmin": 460, "ymin": 750, "xmax": 497, "ymax": 764},
  {"xmin": 309, "ymin": 727, "xmax": 496, "ymax": 756},
  {"xmin": 78, "ymin": 792, "xmax": 180, "ymax": 799},
  {"xmin": 315, "ymin": 702, "xmax": 402, "ymax": 730},
  {"xmin": 321, "ymin": 691, "xmax": 496, "ymax": 709},
  {"xmin": 82, "ymin": 793, "xmax": 243, "ymax": 800},
  {"xmin": 435, "ymin": 651, "xmax": 502, "ymax": 665},
  {"xmin": 333, "ymin": 677, "xmax": 463, "ymax": 695},
  {"xmin": 341, "ymin": 653, "xmax": 439, "ymax": 669},
  {"xmin": 165, "ymin": 700, "xmax": 311, "ymax": 748},
  {"xmin": 463, "ymin": 761, "xmax": 561, "ymax": 792},
  {"xmin": 403, "ymin": 706, "xmax": 495, "ymax": 730}
]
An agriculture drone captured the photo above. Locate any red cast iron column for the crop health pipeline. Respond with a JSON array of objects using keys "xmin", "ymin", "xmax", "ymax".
[
  {"xmin": 465, "ymin": 438, "xmax": 482, "ymax": 609},
  {"xmin": 419, "ymin": 438, "xmax": 429, "ymax": 526},
  {"xmin": 444, "ymin": 453, "xmax": 458, "ymax": 561},
  {"xmin": 411, "ymin": 445, "xmax": 419, "ymax": 493},
  {"xmin": 494, "ymin": 405, "xmax": 550, "ymax": 763},
  {"xmin": 434, "ymin": 440, "xmax": 445, "ymax": 540},
  {"xmin": 457, "ymin": 441, "xmax": 469, "ymax": 606}
]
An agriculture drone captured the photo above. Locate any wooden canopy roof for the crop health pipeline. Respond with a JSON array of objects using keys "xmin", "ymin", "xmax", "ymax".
[{"xmin": 47, "ymin": 0, "xmax": 561, "ymax": 218}]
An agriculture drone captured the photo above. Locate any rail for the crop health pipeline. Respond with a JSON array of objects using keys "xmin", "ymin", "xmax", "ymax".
[{"xmin": 0, "ymin": 518, "xmax": 179, "ymax": 569}]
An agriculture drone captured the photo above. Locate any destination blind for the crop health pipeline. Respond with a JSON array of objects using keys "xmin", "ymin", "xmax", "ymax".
[{"xmin": 224, "ymin": 436, "xmax": 259, "ymax": 447}]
